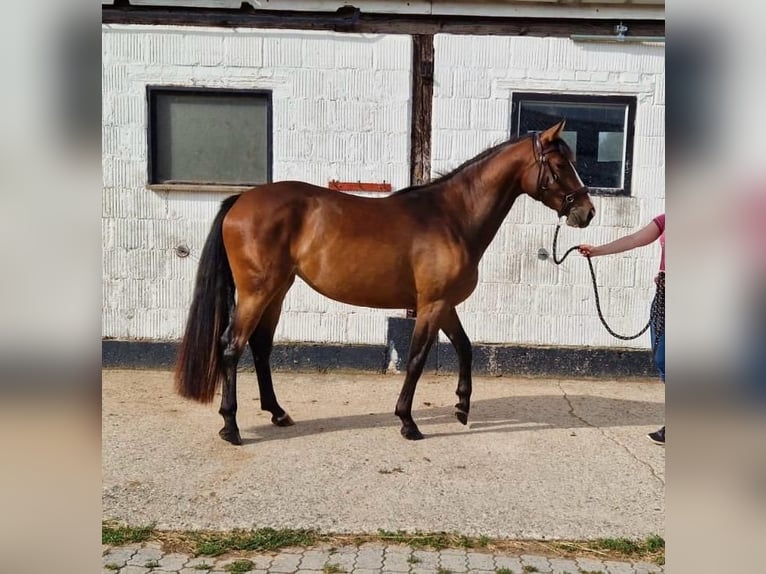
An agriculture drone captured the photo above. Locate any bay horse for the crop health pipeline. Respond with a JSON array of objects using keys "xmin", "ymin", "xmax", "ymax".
[{"xmin": 175, "ymin": 120, "xmax": 595, "ymax": 445}]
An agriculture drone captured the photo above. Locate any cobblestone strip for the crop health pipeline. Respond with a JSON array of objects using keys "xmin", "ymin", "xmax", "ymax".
[{"xmin": 103, "ymin": 543, "xmax": 664, "ymax": 574}]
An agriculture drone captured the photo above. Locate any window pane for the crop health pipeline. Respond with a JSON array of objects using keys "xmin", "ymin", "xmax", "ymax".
[
  {"xmin": 517, "ymin": 99, "xmax": 630, "ymax": 191},
  {"xmin": 152, "ymin": 91, "xmax": 270, "ymax": 185}
]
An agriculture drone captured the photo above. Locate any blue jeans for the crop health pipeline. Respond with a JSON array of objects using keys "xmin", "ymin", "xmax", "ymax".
[{"xmin": 651, "ymin": 323, "xmax": 665, "ymax": 383}]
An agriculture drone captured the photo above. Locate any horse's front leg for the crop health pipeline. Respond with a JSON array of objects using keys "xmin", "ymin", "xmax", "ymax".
[
  {"xmin": 395, "ymin": 301, "xmax": 450, "ymax": 440},
  {"xmin": 441, "ymin": 308, "xmax": 472, "ymax": 425}
]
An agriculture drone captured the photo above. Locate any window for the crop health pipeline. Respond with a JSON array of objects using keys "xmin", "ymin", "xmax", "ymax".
[
  {"xmin": 147, "ymin": 87, "xmax": 272, "ymax": 187},
  {"xmin": 511, "ymin": 94, "xmax": 636, "ymax": 195}
]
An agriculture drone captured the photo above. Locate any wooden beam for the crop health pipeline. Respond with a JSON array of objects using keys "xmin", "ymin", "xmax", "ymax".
[
  {"xmin": 410, "ymin": 34, "xmax": 434, "ymax": 188},
  {"xmin": 102, "ymin": 5, "xmax": 665, "ymax": 37}
]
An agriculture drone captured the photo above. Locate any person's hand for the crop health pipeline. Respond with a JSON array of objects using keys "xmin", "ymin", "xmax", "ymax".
[{"xmin": 578, "ymin": 244, "xmax": 596, "ymax": 257}]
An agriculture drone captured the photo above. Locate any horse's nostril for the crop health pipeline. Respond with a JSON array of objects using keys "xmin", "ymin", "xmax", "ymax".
[{"xmin": 587, "ymin": 208, "xmax": 595, "ymax": 222}]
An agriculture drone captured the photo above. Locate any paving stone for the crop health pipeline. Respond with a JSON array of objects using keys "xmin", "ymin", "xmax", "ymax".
[
  {"xmin": 184, "ymin": 557, "xmax": 216, "ymax": 568},
  {"xmin": 466, "ymin": 552, "xmax": 495, "ymax": 571},
  {"xmin": 355, "ymin": 546, "xmax": 384, "ymax": 569},
  {"xmin": 383, "ymin": 544, "xmax": 413, "ymax": 555},
  {"xmin": 576, "ymin": 557, "xmax": 608, "ymax": 572},
  {"xmin": 632, "ymin": 562, "xmax": 663, "ymax": 574},
  {"xmin": 127, "ymin": 547, "xmax": 164, "ymax": 566},
  {"xmin": 159, "ymin": 553, "xmax": 191, "ymax": 570},
  {"xmin": 103, "ymin": 547, "xmax": 138, "ymax": 567},
  {"xmin": 268, "ymin": 552, "xmax": 303, "ymax": 573},
  {"xmin": 412, "ymin": 550, "xmax": 440, "ymax": 568},
  {"xmin": 520, "ymin": 554, "xmax": 552, "ymax": 572},
  {"xmin": 121, "ymin": 567, "xmax": 151, "ymax": 574},
  {"xmin": 439, "ymin": 551, "xmax": 468, "ymax": 572},
  {"xmin": 249, "ymin": 555, "xmax": 277, "ymax": 570},
  {"xmin": 410, "ymin": 568, "xmax": 439, "ymax": 574},
  {"xmin": 299, "ymin": 549, "xmax": 333, "ymax": 570},
  {"xmin": 324, "ymin": 549, "xmax": 357, "ymax": 572},
  {"xmin": 382, "ymin": 551, "xmax": 413, "ymax": 572},
  {"xmin": 604, "ymin": 560, "xmax": 636, "ymax": 574},
  {"xmin": 548, "ymin": 557, "xmax": 581, "ymax": 574},
  {"xmin": 358, "ymin": 542, "xmax": 387, "ymax": 551},
  {"xmin": 353, "ymin": 569, "xmax": 381, "ymax": 574},
  {"xmin": 493, "ymin": 555, "xmax": 523, "ymax": 573},
  {"xmin": 213, "ymin": 557, "xmax": 264, "ymax": 572}
]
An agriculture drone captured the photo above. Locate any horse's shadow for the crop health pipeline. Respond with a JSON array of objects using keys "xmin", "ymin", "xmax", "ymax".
[{"xmin": 240, "ymin": 393, "xmax": 663, "ymax": 445}]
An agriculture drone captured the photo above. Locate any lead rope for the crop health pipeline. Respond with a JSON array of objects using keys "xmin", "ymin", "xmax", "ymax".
[{"xmin": 551, "ymin": 223, "xmax": 663, "ymax": 344}]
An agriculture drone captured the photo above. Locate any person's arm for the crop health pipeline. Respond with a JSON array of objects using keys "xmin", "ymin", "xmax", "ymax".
[{"xmin": 578, "ymin": 220, "xmax": 662, "ymax": 257}]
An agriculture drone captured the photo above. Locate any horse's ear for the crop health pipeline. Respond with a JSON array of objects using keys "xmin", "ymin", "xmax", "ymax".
[{"xmin": 540, "ymin": 120, "xmax": 566, "ymax": 144}]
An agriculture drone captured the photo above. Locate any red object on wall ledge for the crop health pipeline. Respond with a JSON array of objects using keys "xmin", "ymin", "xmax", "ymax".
[{"xmin": 328, "ymin": 180, "xmax": 392, "ymax": 193}]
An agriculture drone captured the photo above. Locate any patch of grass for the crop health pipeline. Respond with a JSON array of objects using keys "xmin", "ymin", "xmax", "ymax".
[
  {"xmin": 193, "ymin": 564, "xmax": 212, "ymax": 571},
  {"xmin": 145, "ymin": 559, "xmax": 160, "ymax": 569},
  {"xmin": 102, "ymin": 522, "xmax": 156, "ymax": 545},
  {"xmin": 644, "ymin": 534, "xmax": 665, "ymax": 553},
  {"xmin": 224, "ymin": 559, "xmax": 255, "ymax": 573},
  {"xmin": 407, "ymin": 556, "xmax": 421, "ymax": 564},
  {"xmin": 591, "ymin": 538, "xmax": 641, "ymax": 554},
  {"xmin": 323, "ymin": 563, "xmax": 345, "ymax": 573},
  {"xmin": 578, "ymin": 570, "xmax": 605, "ymax": 574},
  {"xmin": 551, "ymin": 534, "xmax": 664, "ymax": 565},
  {"xmin": 104, "ymin": 564, "xmax": 120, "ymax": 571},
  {"xmin": 376, "ymin": 529, "xmax": 481, "ymax": 550},
  {"xmin": 495, "ymin": 568, "xmax": 515, "ymax": 574},
  {"xmin": 191, "ymin": 528, "xmax": 318, "ymax": 557},
  {"xmin": 436, "ymin": 568, "xmax": 453, "ymax": 574},
  {"xmin": 522, "ymin": 566, "xmax": 539, "ymax": 573}
]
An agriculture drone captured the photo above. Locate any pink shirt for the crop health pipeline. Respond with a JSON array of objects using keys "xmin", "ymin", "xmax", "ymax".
[{"xmin": 653, "ymin": 214, "xmax": 665, "ymax": 272}]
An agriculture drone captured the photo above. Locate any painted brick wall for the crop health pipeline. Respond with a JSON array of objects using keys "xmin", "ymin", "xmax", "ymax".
[
  {"xmin": 102, "ymin": 26, "xmax": 664, "ymax": 350},
  {"xmin": 433, "ymin": 35, "xmax": 665, "ymax": 348},
  {"xmin": 102, "ymin": 25, "xmax": 411, "ymax": 344}
]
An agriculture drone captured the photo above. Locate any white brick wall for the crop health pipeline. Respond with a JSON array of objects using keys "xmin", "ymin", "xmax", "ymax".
[
  {"xmin": 102, "ymin": 25, "xmax": 410, "ymax": 344},
  {"xmin": 102, "ymin": 26, "xmax": 664, "ymax": 350},
  {"xmin": 433, "ymin": 35, "xmax": 665, "ymax": 348}
]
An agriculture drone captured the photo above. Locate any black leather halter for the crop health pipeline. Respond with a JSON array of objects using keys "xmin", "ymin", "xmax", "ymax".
[{"xmin": 533, "ymin": 134, "xmax": 589, "ymax": 217}]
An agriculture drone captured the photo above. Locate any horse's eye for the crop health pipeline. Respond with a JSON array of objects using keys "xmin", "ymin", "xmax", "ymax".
[{"xmin": 552, "ymin": 173, "xmax": 559, "ymax": 182}]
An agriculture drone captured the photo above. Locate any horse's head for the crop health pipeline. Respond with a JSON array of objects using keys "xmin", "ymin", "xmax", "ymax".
[{"xmin": 522, "ymin": 120, "xmax": 595, "ymax": 228}]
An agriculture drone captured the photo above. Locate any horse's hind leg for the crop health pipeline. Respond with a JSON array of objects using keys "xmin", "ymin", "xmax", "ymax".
[
  {"xmin": 218, "ymin": 292, "xmax": 269, "ymax": 445},
  {"xmin": 441, "ymin": 308, "xmax": 472, "ymax": 425},
  {"xmin": 248, "ymin": 278, "xmax": 295, "ymax": 427},
  {"xmin": 395, "ymin": 301, "xmax": 450, "ymax": 440}
]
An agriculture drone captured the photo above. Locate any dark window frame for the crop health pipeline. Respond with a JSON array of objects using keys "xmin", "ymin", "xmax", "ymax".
[
  {"xmin": 511, "ymin": 93, "xmax": 637, "ymax": 196},
  {"xmin": 146, "ymin": 85, "xmax": 273, "ymax": 188}
]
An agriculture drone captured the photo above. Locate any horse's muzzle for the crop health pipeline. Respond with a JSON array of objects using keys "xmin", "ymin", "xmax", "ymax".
[{"xmin": 567, "ymin": 205, "xmax": 595, "ymax": 228}]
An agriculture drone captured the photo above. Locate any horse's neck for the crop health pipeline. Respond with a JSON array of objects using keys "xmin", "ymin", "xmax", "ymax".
[{"xmin": 449, "ymin": 142, "xmax": 528, "ymax": 258}]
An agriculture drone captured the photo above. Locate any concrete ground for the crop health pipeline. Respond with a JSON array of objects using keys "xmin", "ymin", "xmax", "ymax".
[{"xmin": 102, "ymin": 369, "xmax": 664, "ymax": 541}]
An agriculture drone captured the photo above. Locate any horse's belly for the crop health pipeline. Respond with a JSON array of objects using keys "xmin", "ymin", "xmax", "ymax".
[{"xmin": 297, "ymin": 262, "xmax": 416, "ymax": 310}]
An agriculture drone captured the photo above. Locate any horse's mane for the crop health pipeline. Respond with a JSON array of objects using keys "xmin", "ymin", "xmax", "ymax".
[
  {"xmin": 392, "ymin": 132, "xmax": 573, "ymax": 195},
  {"xmin": 392, "ymin": 134, "xmax": 529, "ymax": 195}
]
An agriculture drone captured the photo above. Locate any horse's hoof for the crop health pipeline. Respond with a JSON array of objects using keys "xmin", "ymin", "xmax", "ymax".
[
  {"xmin": 454, "ymin": 408, "xmax": 469, "ymax": 426},
  {"xmin": 219, "ymin": 427, "xmax": 242, "ymax": 445},
  {"xmin": 401, "ymin": 426, "xmax": 424, "ymax": 441},
  {"xmin": 271, "ymin": 413, "xmax": 295, "ymax": 427}
]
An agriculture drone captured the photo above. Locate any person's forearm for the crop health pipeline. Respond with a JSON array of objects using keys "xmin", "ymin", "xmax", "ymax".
[
  {"xmin": 591, "ymin": 235, "xmax": 644, "ymax": 256},
  {"xmin": 591, "ymin": 223, "xmax": 660, "ymax": 256}
]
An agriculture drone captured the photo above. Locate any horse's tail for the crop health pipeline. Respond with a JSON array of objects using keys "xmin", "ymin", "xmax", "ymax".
[{"xmin": 175, "ymin": 194, "xmax": 240, "ymax": 403}]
